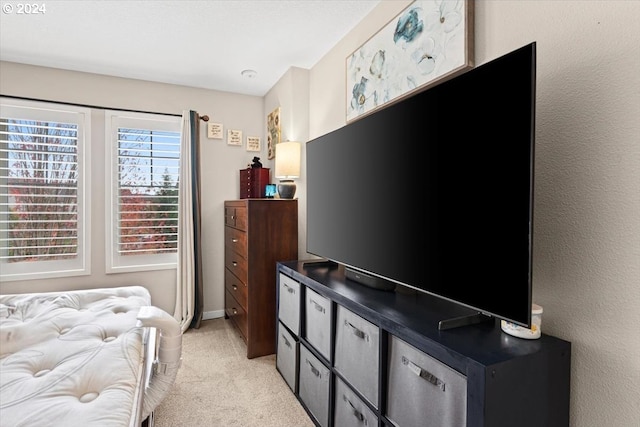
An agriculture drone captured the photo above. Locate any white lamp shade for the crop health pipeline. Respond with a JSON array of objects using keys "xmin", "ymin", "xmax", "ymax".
[{"xmin": 275, "ymin": 141, "xmax": 301, "ymax": 179}]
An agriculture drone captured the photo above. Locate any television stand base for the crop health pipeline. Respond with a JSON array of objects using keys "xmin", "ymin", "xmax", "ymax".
[
  {"xmin": 345, "ymin": 267, "xmax": 396, "ymax": 292},
  {"xmin": 438, "ymin": 312, "xmax": 494, "ymax": 331},
  {"xmin": 302, "ymin": 258, "xmax": 338, "ymax": 269}
]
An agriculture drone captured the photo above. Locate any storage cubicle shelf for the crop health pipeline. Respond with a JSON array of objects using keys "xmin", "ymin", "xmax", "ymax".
[{"xmin": 275, "ymin": 260, "xmax": 571, "ymax": 427}]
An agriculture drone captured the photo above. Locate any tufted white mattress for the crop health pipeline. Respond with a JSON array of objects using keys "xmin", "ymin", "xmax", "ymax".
[{"xmin": 0, "ymin": 286, "xmax": 156, "ymax": 427}]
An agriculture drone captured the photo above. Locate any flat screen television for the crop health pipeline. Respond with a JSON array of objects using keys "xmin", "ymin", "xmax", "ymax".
[{"xmin": 306, "ymin": 42, "xmax": 536, "ymax": 329}]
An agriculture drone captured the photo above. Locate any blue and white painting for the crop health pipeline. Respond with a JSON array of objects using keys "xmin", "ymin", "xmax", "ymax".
[{"xmin": 346, "ymin": 0, "xmax": 473, "ymax": 122}]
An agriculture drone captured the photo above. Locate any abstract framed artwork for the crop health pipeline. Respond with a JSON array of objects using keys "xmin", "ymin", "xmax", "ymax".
[
  {"xmin": 267, "ymin": 107, "xmax": 280, "ymax": 160},
  {"xmin": 346, "ymin": 0, "xmax": 474, "ymax": 122}
]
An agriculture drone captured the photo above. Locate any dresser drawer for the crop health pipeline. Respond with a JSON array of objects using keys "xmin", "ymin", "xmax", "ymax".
[
  {"xmin": 225, "ymin": 225, "xmax": 247, "ymax": 257},
  {"xmin": 278, "ymin": 273, "xmax": 301, "ymax": 336},
  {"xmin": 305, "ymin": 287, "xmax": 332, "ymax": 361},
  {"xmin": 224, "ymin": 203, "xmax": 247, "ymax": 230},
  {"xmin": 276, "ymin": 321, "xmax": 298, "ymax": 393},
  {"xmin": 334, "ymin": 304, "xmax": 379, "ymax": 407},
  {"xmin": 386, "ymin": 335, "xmax": 467, "ymax": 427},
  {"xmin": 225, "ymin": 268, "xmax": 247, "ymax": 310},
  {"xmin": 225, "ymin": 244, "xmax": 248, "ymax": 285},
  {"xmin": 334, "ymin": 376, "xmax": 378, "ymax": 427},
  {"xmin": 225, "ymin": 290, "xmax": 248, "ymax": 339},
  {"xmin": 299, "ymin": 345, "xmax": 330, "ymax": 427}
]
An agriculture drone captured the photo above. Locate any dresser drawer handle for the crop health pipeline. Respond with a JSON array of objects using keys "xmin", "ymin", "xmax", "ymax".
[
  {"xmin": 402, "ymin": 356, "xmax": 445, "ymax": 391},
  {"xmin": 232, "ymin": 308, "xmax": 238, "ymax": 315},
  {"xmin": 232, "ymin": 284, "xmax": 238, "ymax": 291},
  {"xmin": 232, "ymin": 261, "xmax": 238, "ymax": 267},
  {"xmin": 306, "ymin": 359, "xmax": 321, "ymax": 378},
  {"xmin": 283, "ymin": 283, "xmax": 296, "ymax": 294},
  {"xmin": 343, "ymin": 394, "xmax": 365, "ymax": 424},
  {"xmin": 310, "ymin": 299, "xmax": 325, "ymax": 313},
  {"xmin": 231, "ymin": 238, "xmax": 238, "ymax": 243},
  {"xmin": 281, "ymin": 334, "xmax": 292, "ymax": 349},
  {"xmin": 345, "ymin": 320, "xmax": 369, "ymax": 341}
]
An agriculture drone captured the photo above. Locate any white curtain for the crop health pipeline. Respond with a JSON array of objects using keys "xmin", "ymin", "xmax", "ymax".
[{"xmin": 175, "ymin": 110, "xmax": 203, "ymax": 332}]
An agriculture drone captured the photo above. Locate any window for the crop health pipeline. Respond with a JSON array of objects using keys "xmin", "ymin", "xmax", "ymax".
[
  {"xmin": 0, "ymin": 99, "xmax": 91, "ymax": 281},
  {"xmin": 105, "ymin": 111, "xmax": 181, "ymax": 273}
]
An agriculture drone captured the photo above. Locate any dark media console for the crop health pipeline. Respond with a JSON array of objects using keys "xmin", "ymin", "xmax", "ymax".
[{"xmin": 275, "ymin": 260, "xmax": 571, "ymax": 427}]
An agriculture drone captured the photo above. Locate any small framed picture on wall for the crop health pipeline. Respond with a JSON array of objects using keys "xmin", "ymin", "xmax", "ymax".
[
  {"xmin": 246, "ymin": 136, "xmax": 260, "ymax": 152},
  {"xmin": 227, "ymin": 129, "xmax": 242, "ymax": 146}
]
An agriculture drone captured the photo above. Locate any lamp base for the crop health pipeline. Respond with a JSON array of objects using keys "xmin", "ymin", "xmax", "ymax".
[{"xmin": 278, "ymin": 180, "xmax": 297, "ymax": 199}]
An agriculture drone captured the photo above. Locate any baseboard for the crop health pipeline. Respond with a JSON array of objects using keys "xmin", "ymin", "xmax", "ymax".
[{"xmin": 202, "ymin": 309, "xmax": 225, "ymax": 320}]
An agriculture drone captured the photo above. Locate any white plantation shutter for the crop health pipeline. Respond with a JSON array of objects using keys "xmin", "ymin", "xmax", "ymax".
[
  {"xmin": 106, "ymin": 111, "xmax": 181, "ymax": 272},
  {"xmin": 0, "ymin": 99, "xmax": 90, "ymax": 280}
]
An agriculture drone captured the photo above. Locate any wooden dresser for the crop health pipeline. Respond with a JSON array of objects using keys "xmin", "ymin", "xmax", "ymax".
[{"xmin": 224, "ymin": 199, "xmax": 298, "ymax": 358}]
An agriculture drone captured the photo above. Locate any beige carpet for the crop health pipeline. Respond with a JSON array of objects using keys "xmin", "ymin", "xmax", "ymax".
[{"xmin": 152, "ymin": 318, "xmax": 314, "ymax": 427}]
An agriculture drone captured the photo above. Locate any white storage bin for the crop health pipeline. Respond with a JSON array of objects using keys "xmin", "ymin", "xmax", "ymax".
[
  {"xmin": 278, "ymin": 273, "xmax": 301, "ymax": 336},
  {"xmin": 334, "ymin": 304, "xmax": 379, "ymax": 407},
  {"xmin": 334, "ymin": 376, "xmax": 378, "ymax": 427},
  {"xmin": 299, "ymin": 345, "xmax": 330, "ymax": 427},
  {"xmin": 304, "ymin": 287, "xmax": 332, "ymax": 360},
  {"xmin": 386, "ymin": 335, "xmax": 467, "ymax": 427},
  {"xmin": 276, "ymin": 321, "xmax": 298, "ymax": 393}
]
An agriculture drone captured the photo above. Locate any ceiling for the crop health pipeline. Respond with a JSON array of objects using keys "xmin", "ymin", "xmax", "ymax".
[{"xmin": 0, "ymin": 0, "xmax": 381, "ymax": 96}]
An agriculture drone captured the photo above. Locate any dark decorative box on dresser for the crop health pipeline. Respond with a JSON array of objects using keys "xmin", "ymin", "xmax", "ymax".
[
  {"xmin": 276, "ymin": 261, "xmax": 571, "ymax": 427},
  {"xmin": 224, "ymin": 199, "xmax": 297, "ymax": 358},
  {"xmin": 240, "ymin": 167, "xmax": 270, "ymax": 199}
]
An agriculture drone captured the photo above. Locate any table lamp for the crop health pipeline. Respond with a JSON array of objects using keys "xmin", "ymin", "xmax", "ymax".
[{"xmin": 274, "ymin": 141, "xmax": 301, "ymax": 199}]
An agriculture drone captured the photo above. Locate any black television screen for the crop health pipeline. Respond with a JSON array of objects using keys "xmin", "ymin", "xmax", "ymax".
[{"xmin": 306, "ymin": 42, "xmax": 536, "ymax": 328}]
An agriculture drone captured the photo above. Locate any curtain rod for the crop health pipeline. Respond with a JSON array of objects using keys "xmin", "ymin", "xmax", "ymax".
[{"xmin": 0, "ymin": 94, "xmax": 210, "ymax": 121}]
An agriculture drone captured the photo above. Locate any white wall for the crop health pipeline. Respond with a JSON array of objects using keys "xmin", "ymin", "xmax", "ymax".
[
  {"xmin": 302, "ymin": 1, "xmax": 640, "ymax": 426},
  {"xmin": 264, "ymin": 66, "xmax": 311, "ymax": 257},
  {"xmin": 0, "ymin": 63, "xmax": 266, "ymax": 316},
  {"xmin": 1, "ymin": 1, "xmax": 639, "ymax": 425}
]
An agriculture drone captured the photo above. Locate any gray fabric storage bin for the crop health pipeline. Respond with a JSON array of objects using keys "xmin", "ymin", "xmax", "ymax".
[
  {"xmin": 276, "ymin": 321, "xmax": 298, "ymax": 393},
  {"xmin": 334, "ymin": 304, "xmax": 379, "ymax": 407},
  {"xmin": 299, "ymin": 345, "xmax": 330, "ymax": 427},
  {"xmin": 386, "ymin": 335, "xmax": 467, "ymax": 427},
  {"xmin": 334, "ymin": 376, "xmax": 378, "ymax": 427},
  {"xmin": 304, "ymin": 287, "xmax": 332, "ymax": 360},
  {"xmin": 278, "ymin": 273, "xmax": 301, "ymax": 335}
]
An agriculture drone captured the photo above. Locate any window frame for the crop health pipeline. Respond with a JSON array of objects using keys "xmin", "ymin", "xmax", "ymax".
[
  {"xmin": 0, "ymin": 98, "xmax": 91, "ymax": 281},
  {"xmin": 104, "ymin": 110, "xmax": 181, "ymax": 274}
]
